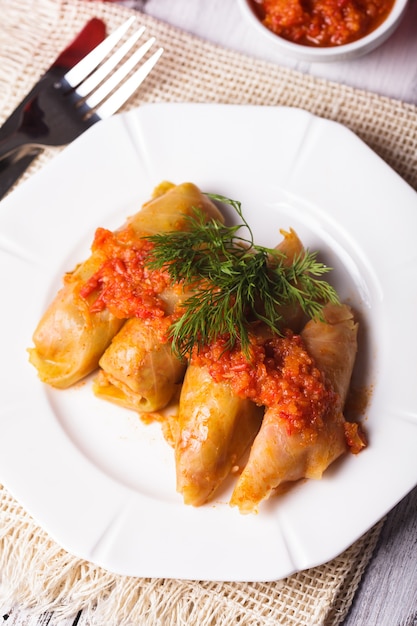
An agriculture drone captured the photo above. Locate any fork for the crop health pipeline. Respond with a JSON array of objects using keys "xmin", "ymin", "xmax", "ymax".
[{"xmin": 0, "ymin": 17, "xmax": 163, "ymax": 166}]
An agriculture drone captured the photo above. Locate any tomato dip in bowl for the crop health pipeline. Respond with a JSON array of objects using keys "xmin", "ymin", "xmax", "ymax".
[{"xmin": 237, "ymin": 0, "xmax": 409, "ymax": 61}]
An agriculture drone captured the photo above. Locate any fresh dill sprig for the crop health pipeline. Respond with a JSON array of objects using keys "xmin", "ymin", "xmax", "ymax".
[{"xmin": 144, "ymin": 194, "xmax": 339, "ymax": 358}]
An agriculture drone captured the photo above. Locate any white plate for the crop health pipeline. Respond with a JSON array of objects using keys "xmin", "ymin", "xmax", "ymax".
[{"xmin": 1, "ymin": 103, "xmax": 416, "ymax": 582}]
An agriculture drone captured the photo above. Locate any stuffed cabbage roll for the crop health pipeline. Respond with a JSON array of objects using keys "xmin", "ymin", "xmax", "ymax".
[
  {"xmin": 28, "ymin": 182, "xmax": 223, "ymax": 388},
  {"xmin": 272, "ymin": 228, "xmax": 305, "ymax": 332},
  {"xmin": 301, "ymin": 303, "xmax": 358, "ymax": 406},
  {"xmin": 93, "ymin": 316, "xmax": 186, "ymax": 413},
  {"xmin": 28, "ymin": 255, "xmax": 125, "ymax": 389},
  {"xmin": 230, "ymin": 303, "xmax": 359, "ymax": 514},
  {"xmin": 175, "ymin": 364, "xmax": 263, "ymax": 506},
  {"xmin": 174, "ymin": 228, "xmax": 308, "ymax": 507}
]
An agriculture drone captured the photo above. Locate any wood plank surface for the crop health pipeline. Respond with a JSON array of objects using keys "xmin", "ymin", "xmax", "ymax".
[
  {"xmin": 138, "ymin": 3, "xmax": 417, "ymax": 623},
  {"xmin": 1, "ymin": 1, "xmax": 416, "ymax": 624},
  {"xmin": 343, "ymin": 486, "xmax": 417, "ymax": 626}
]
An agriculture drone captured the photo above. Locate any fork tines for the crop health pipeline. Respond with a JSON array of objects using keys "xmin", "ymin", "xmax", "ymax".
[{"xmin": 64, "ymin": 17, "xmax": 163, "ymax": 118}]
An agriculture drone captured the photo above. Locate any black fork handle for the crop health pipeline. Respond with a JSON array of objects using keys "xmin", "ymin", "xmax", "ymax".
[
  {"xmin": 0, "ymin": 72, "xmax": 56, "ymax": 199},
  {"xmin": 0, "ymin": 149, "xmax": 42, "ymax": 200}
]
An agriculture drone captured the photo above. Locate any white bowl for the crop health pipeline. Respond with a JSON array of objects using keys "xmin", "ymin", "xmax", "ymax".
[{"xmin": 237, "ymin": 0, "xmax": 409, "ymax": 62}]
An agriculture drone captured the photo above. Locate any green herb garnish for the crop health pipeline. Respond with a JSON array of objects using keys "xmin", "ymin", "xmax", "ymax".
[{"xmin": 145, "ymin": 194, "xmax": 339, "ymax": 358}]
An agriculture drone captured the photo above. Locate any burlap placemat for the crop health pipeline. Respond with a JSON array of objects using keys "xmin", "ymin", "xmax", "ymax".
[{"xmin": 1, "ymin": 1, "xmax": 416, "ymax": 624}]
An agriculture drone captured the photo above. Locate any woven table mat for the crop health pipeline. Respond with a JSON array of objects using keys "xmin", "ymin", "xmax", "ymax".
[{"xmin": 1, "ymin": 1, "xmax": 416, "ymax": 624}]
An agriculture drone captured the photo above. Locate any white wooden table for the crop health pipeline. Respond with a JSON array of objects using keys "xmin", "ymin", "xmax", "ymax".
[
  {"xmin": 1, "ymin": 1, "xmax": 416, "ymax": 624},
  {"xmin": 137, "ymin": 6, "xmax": 417, "ymax": 625},
  {"xmin": 137, "ymin": 4, "xmax": 417, "ymax": 624}
]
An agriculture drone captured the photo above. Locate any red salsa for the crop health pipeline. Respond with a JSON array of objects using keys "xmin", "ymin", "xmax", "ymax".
[
  {"xmin": 250, "ymin": 0, "xmax": 395, "ymax": 47},
  {"xmin": 344, "ymin": 420, "xmax": 368, "ymax": 453},
  {"xmin": 77, "ymin": 226, "xmax": 172, "ymax": 319},
  {"xmin": 191, "ymin": 329, "xmax": 340, "ymax": 441}
]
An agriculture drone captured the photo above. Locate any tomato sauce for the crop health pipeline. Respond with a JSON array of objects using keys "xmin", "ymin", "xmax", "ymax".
[
  {"xmin": 78, "ymin": 226, "xmax": 172, "ymax": 319},
  {"xmin": 191, "ymin": 329, "xmax": 339, "ymax": 440},
  {"xmin": 344, "ymin": 421, "xmax": 367, "ymax": 453},
  {"xmin": 250, "ymin": 0, "xmax": 395, "ymax": 47}
]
